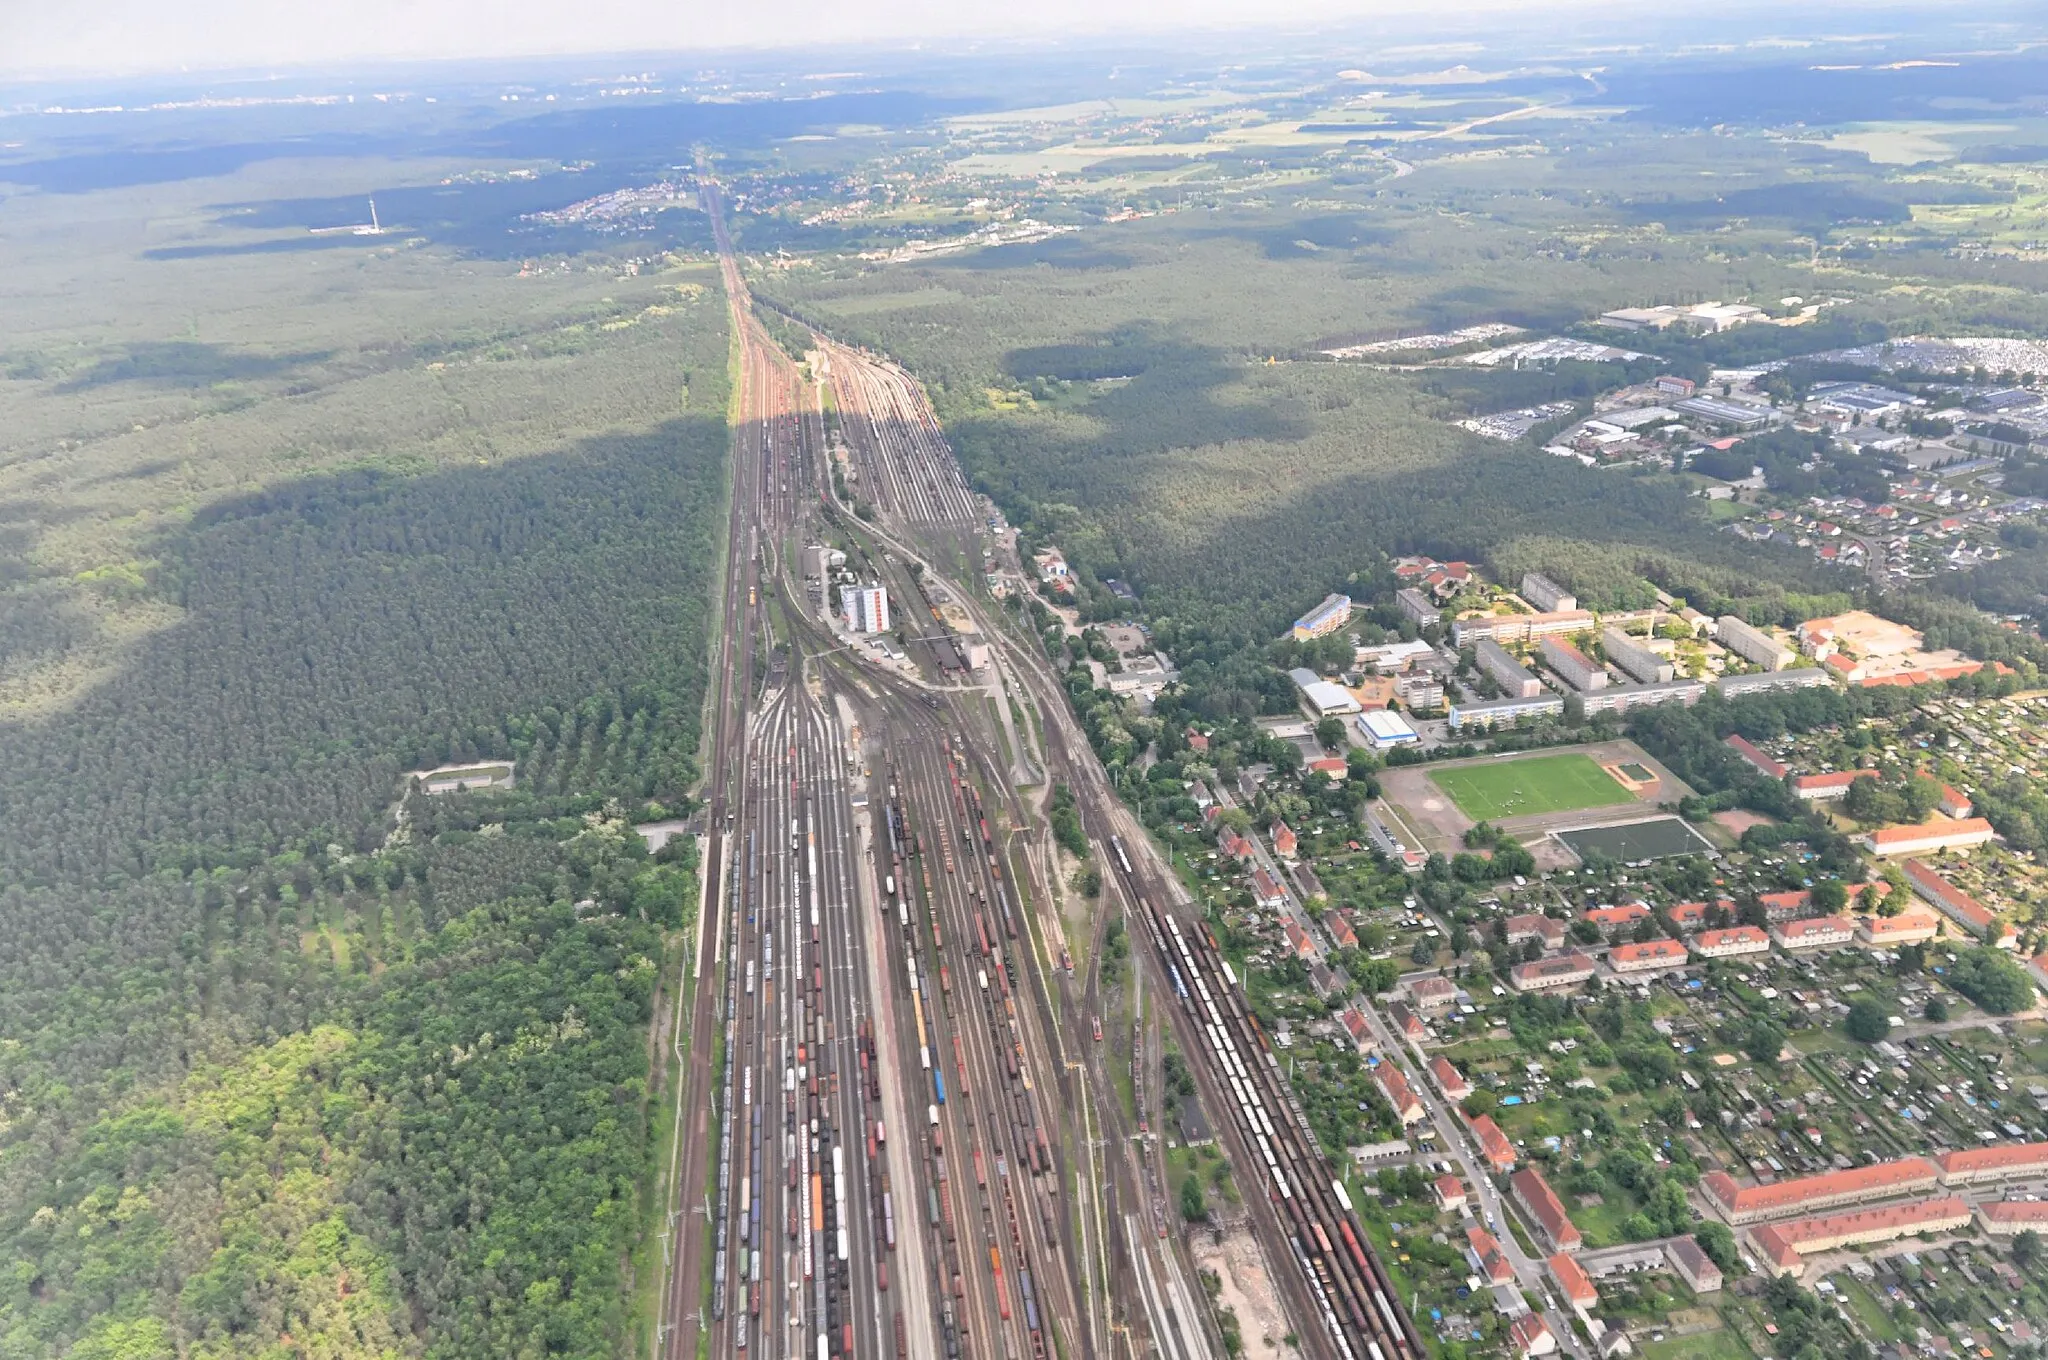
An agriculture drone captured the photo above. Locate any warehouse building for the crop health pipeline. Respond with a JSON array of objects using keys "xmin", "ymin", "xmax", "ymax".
[
  {"xmin": 1289, "ymin": 667, "xmax": 1362, "ymax": 718},
  {"xmin": 1357, "ymin": 708, "xmax": 1421, "ymax": 750}
]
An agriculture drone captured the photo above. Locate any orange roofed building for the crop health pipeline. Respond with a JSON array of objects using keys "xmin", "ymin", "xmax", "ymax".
[
  {"xmin": 1511, "ymin": 1168, "xmax": 1583, "ymax": 1251},
  {"xmin": 1935, "ymin": 1141, "xmax": 2048, "ymax": 1187},
  {"xmin": 1865, "ymin": 817, "xmax": 1996, "ymax": 858},
  {"xmin": 1749, "ymin": 1196, "xmax": 1971, "ymax": 1277},
  {"xmin": 1469, "ymin": 1113, "xmax": 1517, "ymax": 1173},
  {"xmin": 1547, "ymin": 1253, "xmax": 1598, "ymax": 1312},
  {"xmin": 1703, "ymin": 1157, "xmax": 1940, "ymax": 1225},
  {"xmin": 1607, "ymin": 938, "xmax": 1688, "ymax": 973}
]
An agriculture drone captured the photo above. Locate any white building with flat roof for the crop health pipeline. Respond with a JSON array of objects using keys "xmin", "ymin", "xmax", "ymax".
[
  {"xmin": 1289, "ymin": 668, "xmax": 1361, "ymax": 717},
  {"xmin": 1476, "ymin": 638, "xmax": 1544, "ymax": 698},
  {"xmin": 1358, "ymin": 709, "xmax": 1421, "ymax": 749}
]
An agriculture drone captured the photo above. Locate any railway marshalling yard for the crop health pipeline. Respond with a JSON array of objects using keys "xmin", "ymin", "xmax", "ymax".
[{"xmin": 655, "ymin": 177, "xmax": 1430, "ymax": 1360}]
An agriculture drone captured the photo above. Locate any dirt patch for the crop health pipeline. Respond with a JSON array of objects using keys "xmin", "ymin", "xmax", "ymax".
[
  {"xmin": 1712, "ymin": 808, "xmax": 1776, "ymax": 836},
  {"xmin": 1191, "ymin": 1227, "xmax": 1290, "ymax": 1356}
]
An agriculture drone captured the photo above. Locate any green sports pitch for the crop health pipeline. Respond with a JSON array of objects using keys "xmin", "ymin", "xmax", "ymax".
[{"xmin": 1429, "ymin": 754, "xmax": 1633, "ymax": 822}]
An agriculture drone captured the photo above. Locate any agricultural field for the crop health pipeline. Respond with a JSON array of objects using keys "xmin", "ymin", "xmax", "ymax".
[{"xmin": 1429, "ymin": 753, "xmax": 1631, "ymax": 822}]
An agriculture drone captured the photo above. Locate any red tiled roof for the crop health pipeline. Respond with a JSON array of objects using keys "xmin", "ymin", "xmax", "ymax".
[
  {"xmin": 1466, "ymin": 1226, "xmax": 1515, "ymax": 1284},
  {"xmin": 1609, "ymin": 938, "xmax": 1687, "ymax": 967},
  {"xmin": 1776, "ymin": 915, "xmax": 1854, "ymax": 941},
  {"xmin": 1510, "ymin": 951, "xmax": 1596, "ymax": 986},
  {"xmin": 1512, "ymin": 1168, "xmax": 1583, "ymax": 1249},
  {"xmin": 1724, "ymin": 734, "xmax": 1788, "ymax": 778},
  {"xmin": 1936, "ymin": 1142, "xmax": 2048, "ymax": 1180},
  {"xmin": 1759, "ymin": 889, "xmax": 1810, "ymax": 915},
  {"xmin": 1792, "ymin": 769, "xmax": 1878, "ymax": 793},
  {"xmin": 1979, "ymin": 1201, "xmax": 2048, "ymax": 1227},
  {"xmin": 1703, "ymin": 1157, "xmax": 1939, "ymax": 1217},
  {"xmin": 1584, "ymin": 903, "xmax": 1651, "ymax": 927},
  {"xmin": 1469, "ymin": 1113, "xmax": 1516, "ymax": 1171},
  {"xmin": 1667, "ymin": 900, "xmax": 1714, "ymax": 926},
  {"xmin": 1862, "ymin": 910, "xmax": 1940, "ymax": 939},
  {"xmin": 1434, "ymin": 1173, "xmax": 1466, "ymax": 1205},
  {"xmin": 1505, "ymin": 912, "xmax": 1563, "ymax": 941},
  {"xmin": 1431, "ymin": 1056, "xmax": 1471, "ymax": 1097},
  {"xmin": 1547, "ymin": 1252, "xmax": 1598, "ymax": 1306},
  {"xmin": 1903, "ymin": 860, "xmax": 1996, "ymax": 929},
  {"xmin": 1374, "ymin": 1063, "xmax": 1423, "ymax": 1117},
  {"xmin": 1871, "ymin": 817, "xmax": 1994, "ymax": 846},
  {"xmin": 1696, "ymin": 925, "xmax": 1769, "ymax": 950},
  {"xmin": 1753, "ymin": 1195, "xmax": 1971, "ymax": 1260},
  {"xmin": 1510, "ymin": 1315, "xmax": 1553, "ymax": 1357}
]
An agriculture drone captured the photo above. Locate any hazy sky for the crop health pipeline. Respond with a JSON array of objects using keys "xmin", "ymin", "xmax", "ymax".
[{"xmin": 8, "ymin": 0, "xmax": 1632, "ymax": 79}]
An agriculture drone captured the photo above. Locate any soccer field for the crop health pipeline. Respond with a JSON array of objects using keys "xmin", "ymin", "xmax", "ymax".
[{"xmin": 1429, "ymin": 754, "xmax": 1632, "ymax": 822}]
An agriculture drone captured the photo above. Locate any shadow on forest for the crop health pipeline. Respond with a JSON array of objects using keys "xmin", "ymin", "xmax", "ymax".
[
  {"xmin": 0, "ymin": 411, "xmax": 731, "ymax": 886},
  {"xmin": 1180, "ymin": 210, "xmax": 1397, "ymax": 260},
  {"xmin": 989, "ymin": 326, "xmax": 1311, "ymax": 458},
  {"xmin": 940, "ymin": 234, "xmax": 1136, "ymax": 271},
  {"xmin": 55, "ymin": 341, "xmax": 335, "ymax": 392}
]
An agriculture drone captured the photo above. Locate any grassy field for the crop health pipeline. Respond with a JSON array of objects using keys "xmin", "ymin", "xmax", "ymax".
[{"xmin": 1429, "ymin": 753, "xmax": 1631, "ymax": 821}]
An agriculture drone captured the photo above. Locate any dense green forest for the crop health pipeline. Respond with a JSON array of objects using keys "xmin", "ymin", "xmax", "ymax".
[
  {"xmin": 0, "ymin": 160, "xmax": 732, "ymax": 1356},
  {"xmin": 764, "ymin": 204, "xmax": 1835, "ymax": 648}
]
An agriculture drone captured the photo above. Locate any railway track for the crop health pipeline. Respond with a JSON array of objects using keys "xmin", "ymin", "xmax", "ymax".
[{"xmin": 1108, "ymin": 836, "xmax": 1426, "ymax": 1360}]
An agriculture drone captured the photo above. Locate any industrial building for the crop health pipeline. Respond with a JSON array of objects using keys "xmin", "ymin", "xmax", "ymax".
[
  {"xmin": 1602, "ymin": 627, "xmax": 1673, "ymax": 684},
  {"xmin": 1519, "ymin": 572, "xmax": 1577, "ymax": 612},
  {"xmin": 1357, "ymin": 708, "xmax": 1420, "ymax": 749},
  {"xmin": 1292, "ymin": 593, "xmax": 1353, "ymax": 641},
  {"xmin": 1289, "ymin": 667, "xmax": 1362, "ymax": 717},
  {"xmin": 1539, "ymin": 636, "xmax": 1608, "ymax": 691},
  {"xmin": 1715, "ymin": 616, "xmax": 1793, "ymax": 671},
  {"xmin": 841, "ymin": 583, "xmax": 891, "ymax": 634},
  {"xmin": 1476, "ymin": 638, "xmax": 1544, "ymax": 698}
]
